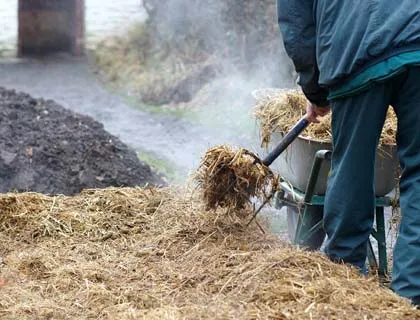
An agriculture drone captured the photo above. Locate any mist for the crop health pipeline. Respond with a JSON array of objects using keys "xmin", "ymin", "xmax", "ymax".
[
  {"xmin": 146, "ymin": 0, "xmax": 295, "ymax": 83},
  {"xmin": 141, "ymin": 0, "xmax": 297, "ymax": 161},
  {"xmin": 144, "ymin": 1, "xmax": 295, "ymax": 125}
]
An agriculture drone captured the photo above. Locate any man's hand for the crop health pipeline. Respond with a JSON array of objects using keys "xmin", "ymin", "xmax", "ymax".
[{"xmin": 305, "ymin": 101, "xmax": 331, "ymax": 123}]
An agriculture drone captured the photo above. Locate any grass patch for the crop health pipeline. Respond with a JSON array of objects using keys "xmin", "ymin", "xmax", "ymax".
[{"xmin": 137, "ymin": 150, "xmax": 185, "ymax": 184}]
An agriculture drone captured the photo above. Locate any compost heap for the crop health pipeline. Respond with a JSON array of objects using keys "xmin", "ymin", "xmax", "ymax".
[
  {"xmin": 194, "ymin": 145, "xmax": 278, "ymax": 211},
  {"xmin": 254, "ymin": 89, "xmax": 397, "ymax": 148},
  {"xmin": 0, "ymin": 87, "xmax": 164, "ymax": 194},
  {"xmin": 0, "ymin": 187, "xmax": 417, "ymax": 319},
  {"xmin": 94, "ymin": 0, "xmax": 292, "ymax": 106}
]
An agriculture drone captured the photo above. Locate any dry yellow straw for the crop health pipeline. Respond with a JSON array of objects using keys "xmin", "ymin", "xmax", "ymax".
[
  {"xmin": 194, "ymin": 145, "xmax": 278, "ymax": 211},
  {"xmin": 254, "ymin": 89, "xmax": 397, "ymax": 148},
  {"xmin": 0, "ymin": 187, "xmax": 417, "ymax": 319}
]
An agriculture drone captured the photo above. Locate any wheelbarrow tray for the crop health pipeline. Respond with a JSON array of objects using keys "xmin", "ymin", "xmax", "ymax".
[{"xmin": 271, "ymin": 133, "xmax": 399, "ymax": 196}]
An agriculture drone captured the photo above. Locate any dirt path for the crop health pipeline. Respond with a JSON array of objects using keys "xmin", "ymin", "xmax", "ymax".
[{"xmin": 0, "ymin": 57, "xmax": 257, "ymax": 181}]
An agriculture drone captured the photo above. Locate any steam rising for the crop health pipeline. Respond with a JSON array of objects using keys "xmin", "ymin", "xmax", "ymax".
[{"xmin": 143, "ymin": 0, "xmax": 296, "ymax": 136}]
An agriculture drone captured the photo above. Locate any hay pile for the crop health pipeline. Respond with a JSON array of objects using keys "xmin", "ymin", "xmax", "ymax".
[
  {"xmin": 0, "ymin": 187, "xmax": 418, "ymax": 319},
  {"xmin": 94, "ymin": 0, "xmax": 291, "ymax": 106},
  {"xmin": 254, "ymin": 89, "xmax": 398, "ymax": 148},
  {"xmin": 93, "ymin": 24, "xmax": 219, "ymax": 106},
  {"xmin": 194, "ymin": 145, "xmax": 277, "ymax": 211}
]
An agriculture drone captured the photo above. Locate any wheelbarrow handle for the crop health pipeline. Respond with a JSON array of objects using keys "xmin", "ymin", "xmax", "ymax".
[{"xmin": 262, "ymin": 116, "xmax": 310, "ymax": 166}]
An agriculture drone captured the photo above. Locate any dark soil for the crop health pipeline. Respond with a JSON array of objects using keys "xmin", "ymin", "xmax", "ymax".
[{"xmin": 0, "ymin": 87, "xmax": 165, "ymax": 195}]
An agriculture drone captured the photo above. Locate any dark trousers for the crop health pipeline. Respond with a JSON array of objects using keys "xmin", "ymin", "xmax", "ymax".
[{"xmin": 325, "ymin": 67, "xmax": 420, "ymax": 302}]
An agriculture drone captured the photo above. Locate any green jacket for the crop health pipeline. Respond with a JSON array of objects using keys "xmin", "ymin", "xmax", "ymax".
[{"xmin": 277, "ymin": 0, "xmax": 420, "ymax": 105}]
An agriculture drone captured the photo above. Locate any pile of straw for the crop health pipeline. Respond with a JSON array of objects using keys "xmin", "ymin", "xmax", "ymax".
[
  {"xmin": 254, "ymin": 89, "xmax": 397, "ymax": 148},
  {"xmin": 94, "ymin": 1, "xmax": 288, "ymax": 107},
  {"xmin": 0, "ymin": 187, "xmax": 417, "ymax": 319},
  {"xmin": 194, "ymin": 145, "xmax": 277, "ymax": 211}
]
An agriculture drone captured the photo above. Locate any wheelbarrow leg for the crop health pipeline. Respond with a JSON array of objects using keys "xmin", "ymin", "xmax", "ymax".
[
  {"xmin": 367, "ymin": 239, "xmax": 378, "ymax": 271},
  {"xmin": 367, "ymin": 206, "xmax": 388, "ymax": 279},
  {"xmin": 294, "ymin": 205, "xmax": 325, "ymax": 250},
  {"xmin": 375, "ymin": 206, "xmax": 388, "ymax": 276},
  {"xmin": 294, "ymin": 150, "xmax": 330, "ymax": 250}
]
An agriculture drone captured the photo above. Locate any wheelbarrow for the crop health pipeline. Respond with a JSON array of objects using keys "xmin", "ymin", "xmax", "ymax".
[{"xmin": 271, "ymin": 135, "xmax": 399, "ymax": 278}]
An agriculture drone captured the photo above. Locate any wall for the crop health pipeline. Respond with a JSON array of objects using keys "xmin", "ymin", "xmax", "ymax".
[{"xmin": 0, "ymin": 0, "xmax": 146, "ymax": 57}]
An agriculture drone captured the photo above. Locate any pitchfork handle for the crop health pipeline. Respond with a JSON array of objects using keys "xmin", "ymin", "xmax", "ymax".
[{"xmin": 262, "ymin": 116, "xmax": 310, "ymax": 166}]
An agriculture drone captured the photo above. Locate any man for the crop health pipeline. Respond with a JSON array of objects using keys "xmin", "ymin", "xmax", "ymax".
[{"xmin": 277, "ymin": 0, "xmax": 420, "ymax": 306}]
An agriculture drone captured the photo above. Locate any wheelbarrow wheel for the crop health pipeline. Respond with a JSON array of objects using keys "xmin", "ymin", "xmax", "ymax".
[{"xmin": 286, "ymin": 206, "xmax": 299, "ymax": 243}]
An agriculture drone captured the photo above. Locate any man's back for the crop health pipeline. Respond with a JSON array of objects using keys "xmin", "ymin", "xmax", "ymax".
[
  {"xmin": 317, "ymin": 1, "xmax": 420, "ymax": 86},
  {"xmin": 278, "ymin": 0, "xmax": 420, "ymax": 89}
]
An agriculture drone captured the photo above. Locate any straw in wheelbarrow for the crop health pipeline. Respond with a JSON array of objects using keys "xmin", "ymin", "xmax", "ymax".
[
  {"xmin": 194, "ymin": 117, "xmax": 309, "ymax": 212},
  {"xmin": 253, "ymin": 88, "xmax": 397, "ymax": 147}
]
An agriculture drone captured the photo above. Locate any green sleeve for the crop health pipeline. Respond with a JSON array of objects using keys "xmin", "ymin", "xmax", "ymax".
[{"xmin": 277, "ymin": 0, "xmax": 329, "ymax": 106}]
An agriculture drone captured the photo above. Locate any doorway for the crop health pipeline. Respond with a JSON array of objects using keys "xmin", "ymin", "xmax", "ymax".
[{"xmin": 18, "ymin": 0, "xmax": 84, "ymax": 56}]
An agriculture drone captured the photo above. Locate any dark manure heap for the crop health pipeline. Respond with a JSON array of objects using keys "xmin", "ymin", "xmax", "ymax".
[{"xmin": 0, "ymin": 87, "xmax": 164, "ymax": 195}]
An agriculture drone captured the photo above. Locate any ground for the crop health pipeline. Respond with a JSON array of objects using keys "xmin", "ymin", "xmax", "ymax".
[{"xmin": 0, "ymin": 188, "xmax": 416, "ymax": 319}]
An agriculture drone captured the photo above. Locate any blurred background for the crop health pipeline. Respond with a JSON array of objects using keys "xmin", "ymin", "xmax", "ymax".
[{"xmin": 0, "ymin": 0, "xmax": 146, "ymax": 56}]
